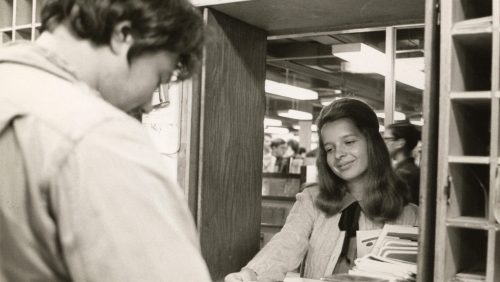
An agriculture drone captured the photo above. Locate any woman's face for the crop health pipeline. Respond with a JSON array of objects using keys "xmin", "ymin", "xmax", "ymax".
[{"xmin": 321, "ymin": 118, "xmax": 369, "ymax": 182}]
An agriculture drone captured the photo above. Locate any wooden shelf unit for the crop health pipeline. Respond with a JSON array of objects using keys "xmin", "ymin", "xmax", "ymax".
[
  {"xmin": 450, "ymin": 91, "xmax": 492, "ymax": 99},
  {"xmin": 260, "ymin": 171, "xmax": 306, "ymax": 248},
  {"xmin": 0, "ymin": 0, "xmax": 41, "ymax": 46},
  {"xmin": 436, "ymin": 0, "xmax": 500, "ymax": 281}
]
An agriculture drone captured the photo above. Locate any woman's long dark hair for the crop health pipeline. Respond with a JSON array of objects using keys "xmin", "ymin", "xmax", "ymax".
[{"xmin": 315, "ymin": 98, "xmax": 408, "ymax": 222}]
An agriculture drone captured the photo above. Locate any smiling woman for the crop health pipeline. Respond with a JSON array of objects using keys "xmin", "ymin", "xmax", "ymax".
[
  {"xmin": 225, "ymin": 98, "xmax": 418, "ymax": 281},
  {"xmin": 315, "ymin": 98, "xmax": 410, "ymax": 221}
]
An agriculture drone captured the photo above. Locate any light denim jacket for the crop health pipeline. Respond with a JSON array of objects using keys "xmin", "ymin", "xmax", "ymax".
[
  {"xmin": 246, "ymin": 186, "xmax": 419, "ymax": 281},
  {"xmin": 0, "ymin": 42, "xmax": 211, "ymax": 282}
]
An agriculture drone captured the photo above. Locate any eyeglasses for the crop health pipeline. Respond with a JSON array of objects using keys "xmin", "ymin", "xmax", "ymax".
[
  {"xmin": 151, "ymin": 68, "xmax": 182, "ymax": 111},
  {"xmin": 151, "ymin": 84, "xmax": 171, "ymax": 111}
]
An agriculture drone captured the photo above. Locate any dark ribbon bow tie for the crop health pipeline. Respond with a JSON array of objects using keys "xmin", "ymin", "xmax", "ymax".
[{"xmin": 338, "ymin": 201, "xmax": 361, "ymax": 256}]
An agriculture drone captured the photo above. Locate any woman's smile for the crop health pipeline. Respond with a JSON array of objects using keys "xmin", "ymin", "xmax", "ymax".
[{"xmin": 336, "ymin": 160, "xmax": 355, "ymax": 171}]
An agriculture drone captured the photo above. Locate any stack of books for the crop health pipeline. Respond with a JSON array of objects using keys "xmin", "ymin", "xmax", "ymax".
[{"xmin": 349, "ymin": 224, "xmax": 419, "ymax": 281}]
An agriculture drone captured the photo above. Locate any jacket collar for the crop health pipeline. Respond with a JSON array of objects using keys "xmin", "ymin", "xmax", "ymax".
[
  {"xmin": 339, "ymin": 192, "xmax": 358, "ymax": 212},
  {"xmin": 0, "ymin": 41, "xmax": 78, "ymax": 83}
]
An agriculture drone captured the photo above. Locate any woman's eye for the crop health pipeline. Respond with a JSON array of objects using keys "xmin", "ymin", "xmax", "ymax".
[{"xmin": 345, "ymin": 140, "xmax": 356, "ymax": 145}]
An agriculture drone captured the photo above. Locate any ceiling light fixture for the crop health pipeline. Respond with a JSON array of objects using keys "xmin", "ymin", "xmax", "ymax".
[
  {"xmin": 320, "ymin": 97, "xmax": 343, "ymax": 106},
  {"xmin": 292, "ymin": 124, "xmax": 318, "ymax": 131},
  {"xmin": 264, "ymin": 117, "xmax": 282, "ymax": 127},
  {"xmin": 264, "ymin": 126, "xmax": 290, "ymax": 135},
  {"xmin": 375, "ymin": 111, "xmax": 407, "ymax": 121},
  {"xmin": 278, "ymin": 109, "xmax": 313, "ymax": 121},
  {"xmin": 265, "ymin": 80, "xmax": 319, "ymax": 100},
  {"xmin": 332, "ymin": 43, "xmax": 424, "ymax": 90},
  {"xmin": 410, "ymin": 118, "xmax": 424, "ymax": 126}
]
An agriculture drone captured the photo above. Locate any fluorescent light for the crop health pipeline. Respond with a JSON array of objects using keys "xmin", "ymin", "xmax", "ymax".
[
  {"xmin": 264, "ymin": 117, "xmax": 282, "ymax": 127},
  {"xmin": 293, "ymin": 124, "xmax": 318, "ymax": 131},
  {"xmin": 333, "ymin": 43, "xmax": 386, "ymax": 74},
  {"xmin": 375, "ymin": 111, "xmax": 406, "ymax": 121},
  {"xmin": 264, "ymin": 126, "xmax": 289, "ymax": 135},
  {"xmin": 410, "ymin": 118, "xmax": 424, "ymax": 126},
  {"xmin": 278, "ymin": 109, "xmax": 313, "ymax": 120},
  {"xmin": 332, "ymin": 43, "xmax": 424, "ymax": 90},
  {"xmin": 395, "ymin": 57, "xmax": 425, "ymax": 90},
  {"xmin": 265, "ymin": 80, "xmax": 318, "ymax": 100},
  {"xmin": 320, "ymin": 97, "xmax": 342, "ymax": 106},
  {"xmin": 394, "ymin": 112, "xmax": 406, "ymax": 121}
]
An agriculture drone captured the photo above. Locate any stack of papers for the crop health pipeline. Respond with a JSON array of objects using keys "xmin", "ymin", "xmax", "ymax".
[
  {"xmin": 349, "ymin": 225, "xmax": 419, "ymax": 282},
  {"xmin": 370, "ymin": 225, "xmax": 418, "ymax": 264}
]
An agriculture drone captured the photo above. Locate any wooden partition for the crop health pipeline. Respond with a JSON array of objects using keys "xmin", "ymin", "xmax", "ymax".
[
  {"xmin": 192, "ymin": 8, "xmax": 267, "ymax": 281},
  {"xmin": 416, "ymin": 0, "xmax": 440, "ymax": 281}
]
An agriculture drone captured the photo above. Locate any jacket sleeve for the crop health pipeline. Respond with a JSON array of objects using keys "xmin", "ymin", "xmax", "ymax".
[
  {"xmin": 245, "ymin": 188, "xmax": 318, "ymax": 281},
  {"xmin": 48, "ymin": 118, "xmax": 211, "ymax": 282}
]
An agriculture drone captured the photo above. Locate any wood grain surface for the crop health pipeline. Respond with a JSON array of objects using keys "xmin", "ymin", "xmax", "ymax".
[{"xmin": 198, "ymin": 8, "xmax": 267, "ymax": 280}]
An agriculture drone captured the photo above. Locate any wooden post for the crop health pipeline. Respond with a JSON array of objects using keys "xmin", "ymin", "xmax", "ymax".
[{"xmin": 191, "ymin": 8, "xmax": 267, "ymax": 280}]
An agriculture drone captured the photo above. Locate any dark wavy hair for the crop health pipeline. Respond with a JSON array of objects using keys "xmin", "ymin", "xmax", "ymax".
[
  {"xmin": 315, "ymin": 98, "xmax": 408, "ymax": 222},
  {"xmin": 40, "ymin": 0, "xmax": 205, "ymax": 80}
]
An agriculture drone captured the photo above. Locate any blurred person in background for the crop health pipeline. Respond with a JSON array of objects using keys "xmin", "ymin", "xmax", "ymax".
[
  {"xmin": 383, "ymin": 121, "xmax": 421, "ymax": 205},
  {"xmin": 0, "ymin": 0, "xmax": 211, "ymax": 281},
  {"xmin": 287, "ymin": 139, "xmax": 304, "ymax": 174},
  {"xmin": 263, "ymin": 133, "xmax": 276, "ymax": 172},
  {"xmin": 298, "ymin": 147, "xmax": 307, "ymax": 158},
  {"xmin": 286, "ymin": 139, "xmax": 300, "ymax": 158},
  {"xmin": 271, "ymin": 138, "xmax": 289, "ymax": 173}
]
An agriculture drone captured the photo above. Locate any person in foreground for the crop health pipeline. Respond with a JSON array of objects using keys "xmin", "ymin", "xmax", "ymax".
[
  {"xmin": 225, "ymin": 98, "xmax": 418, "ymax": 282},
  {"xmin": 383, "ymin": 121, "xmax": 421, "ymax": 205},
  {"xmin": 0, "ymin": 0, "xmax": 211, "ymax": 281}
]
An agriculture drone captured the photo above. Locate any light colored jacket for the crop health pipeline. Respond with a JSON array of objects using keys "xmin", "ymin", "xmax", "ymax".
[
  {"xmin": 0, "ymin": 42, "xmax": 211, "ymax": 282},
  {"xmin": 246, "ymin": 186, "xmax": 419, "ymax": 281}
]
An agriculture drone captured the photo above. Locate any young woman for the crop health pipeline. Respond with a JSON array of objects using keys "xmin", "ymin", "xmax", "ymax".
[{"xmin": 225, "ymin": 98, "xmax": 418, "ymax": 282}]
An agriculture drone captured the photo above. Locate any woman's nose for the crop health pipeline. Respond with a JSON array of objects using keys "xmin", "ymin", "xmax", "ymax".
[{"xmin": 335, "ymin": 147, "xmax": 346, "ymax": 159}]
